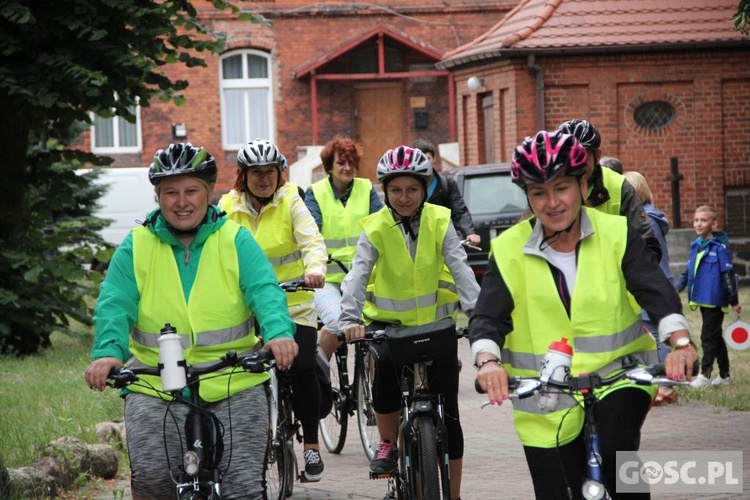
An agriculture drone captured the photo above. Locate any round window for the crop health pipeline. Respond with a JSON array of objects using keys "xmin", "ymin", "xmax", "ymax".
[{"xmin": 633, "ymin": 101, "xmax": 676, "ymax": 131}]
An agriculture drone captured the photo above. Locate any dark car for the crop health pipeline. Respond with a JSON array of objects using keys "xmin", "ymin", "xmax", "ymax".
[{"xmin": 452, "ymin": 163, "xmax": 528, "ymax": 282}]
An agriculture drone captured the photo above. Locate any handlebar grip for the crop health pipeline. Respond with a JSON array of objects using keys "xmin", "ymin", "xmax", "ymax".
[{"xmin": 474, "ymin": 376, "xmax": 521, "ymax": 394}]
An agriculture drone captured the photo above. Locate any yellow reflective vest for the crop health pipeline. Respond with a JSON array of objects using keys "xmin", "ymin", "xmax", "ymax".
[
  {"xmin": 589, "ymin": 166, "xmax": 623, "ymax": 215},
  {"xmin": 362, "ymin": 204, "xmax": 457, "ymax": 325},
  {"xmin": 128, "ymin": 222, "xmax": 266, "ymax": 403},
  {"xmin": 311, "ymin": 177, "xmax": 372, "ymax": 284},
  {"xmin": 221, "ymin": 186, "xmax": 313, "ymax": 308},
  {"xmin": 492, "ymin": 208, "xmax": 657, "ymax": 447}
]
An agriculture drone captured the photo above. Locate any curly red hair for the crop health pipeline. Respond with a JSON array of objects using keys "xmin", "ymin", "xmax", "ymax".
[{"xmin": 320, "ymin": 135, "xmax": 362, "ymax": 174}]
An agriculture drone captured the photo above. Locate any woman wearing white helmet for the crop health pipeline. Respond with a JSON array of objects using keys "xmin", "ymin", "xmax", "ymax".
[
  {"xmin": 339, "ymin": 145, "xmax": 480, "ymax": 499},
  {"xmin": 219, "ymin": 138, "xmax": 329, "ymax": 482}
]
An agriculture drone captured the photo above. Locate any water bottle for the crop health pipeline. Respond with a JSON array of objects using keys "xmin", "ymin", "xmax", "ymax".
[
  {"xmin": 537, "ymin": 337, "xmax": 573, "ymax": 412},
  {"xmin": 158, "ymin": 323, "xmax": 187, "ymax": 392}
]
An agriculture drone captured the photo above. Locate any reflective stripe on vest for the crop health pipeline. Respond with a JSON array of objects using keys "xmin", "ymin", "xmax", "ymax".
[
  {"xmin": 312, "ymin": 178, "xmax": 372, "ymax": 284},
  {"xmin": 493, "ymin": 208, "xmax": 657, "ymax": 447},
  {"xmin": 222, "ymin": 187, "xmax": 312, "ymax": 307},
  {"xmin": 362, "ymin": 204, "xmax": 455, "ymax": 326},
  {"xmin": 129, "ymin": 221, "xmax": 266, "ymax": 402}
]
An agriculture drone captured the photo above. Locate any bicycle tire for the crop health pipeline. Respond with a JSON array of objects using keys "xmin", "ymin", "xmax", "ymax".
[
  {"xmin": 319, "ymin": 347, "xmax": 348, "ymax": 453},
  {"xmin": 416, "ymin": 417, "xmax": 442, "ymax": 500},
  {"xmin": 355, "ymin": 346, "xmax": 379, "ymax": 460},
  {"xmin": 265, "ymin": 437, "xmax": 289, "ymax": 500},
  {"xmin": 284, "ymin": 438, "xmax": 296, "ymax": 497}
]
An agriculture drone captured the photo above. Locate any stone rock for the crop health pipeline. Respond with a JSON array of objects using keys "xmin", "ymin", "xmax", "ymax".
[
  {"xmin": 8, "ymin": 466, "xmax": 57, "ymax": 498},
  {"xmin": 33, "ymin": 456, "xmax": 63, "ymax": 487},
  {"xmin": 0, "ymin": 453, "xmax": 10, "ymax": 499},
  {"xmin": 87, "ymin": 444, "xmax": 119, "ymax": 479},
  {"xmin": 96, "ymin": 421, "xmax": 126, "ymax": 448},
  {"xmin": 43, "ymin": 436, "xmax": 90, "ymax": 489}
]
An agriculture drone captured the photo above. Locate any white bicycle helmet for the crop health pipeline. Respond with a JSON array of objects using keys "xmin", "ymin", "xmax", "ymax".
[
  {"xmin": 376, "ymin": 146, "xmax": 432, "ymax": 185},
  {"xmin": 237, "ymin": 138, "xmax": 283, "ymax": 168}
]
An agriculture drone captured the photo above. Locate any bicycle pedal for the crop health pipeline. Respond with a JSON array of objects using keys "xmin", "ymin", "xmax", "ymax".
[{"xmin": 369, "ymin": 471, "xmax": 396, "ymax": 480}]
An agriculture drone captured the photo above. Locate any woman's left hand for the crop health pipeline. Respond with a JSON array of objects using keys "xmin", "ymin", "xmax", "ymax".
[
  {"xmin": 664, "ymin": 345, "xmax": 699, "ymax": 381},
  {"xmin": 304, "ymin": 272, "xmax": 325, "ymax": 289}
]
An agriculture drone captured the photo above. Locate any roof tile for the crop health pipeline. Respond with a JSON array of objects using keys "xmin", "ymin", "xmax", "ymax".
[{"xmin": 441, "ymin": 0, "xmax": 749, "ymax": 68}]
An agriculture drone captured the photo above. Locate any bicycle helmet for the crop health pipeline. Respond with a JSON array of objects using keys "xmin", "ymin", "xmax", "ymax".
[
  {"xmin": 237, "ymin": 138, "xmax": 283, "ymax": 169},
  {"xmin": 376, "ymin": 146, "xmax": 432, "ymax": 185},
  {"xmin": 511, "ymin": 130, "xmax": 588, "ymax": 188},
  {"xmin": 149, "ymin": 142, "xmax": 217, "ymax": 186},
  {"xmin": 557, "ymin": 119, "xmax": 601, "ymax": 151}
]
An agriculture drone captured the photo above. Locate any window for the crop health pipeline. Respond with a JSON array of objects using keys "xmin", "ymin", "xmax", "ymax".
[
  {"xmin": 91, "ymin": 101, "xmax": 141, "ymax": 153},
  {"xmin": 220, "ymin": 50, "xmax": 274, "ymax": 150},
  {"xmin": 633, "ymin": 101, "xmax": 676, "ymax": 131}
]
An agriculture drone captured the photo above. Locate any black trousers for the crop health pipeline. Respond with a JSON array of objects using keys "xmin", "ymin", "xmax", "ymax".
[
  {"xmin": 523, "ymin": 388, "xmax": 652, "ymax": 500},
  {"xmin": 699, "ymin": 306, "xmax": 730, "ymax": 378}
]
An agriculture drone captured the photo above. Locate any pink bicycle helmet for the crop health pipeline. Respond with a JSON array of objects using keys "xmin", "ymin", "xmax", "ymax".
[
  {"xmin": 511, "ymin": 130, "xmax": 588, "ymax": 188},
  {"xmin": 376, "ymin": 146, "xmax": 432, "ymax": 185}
]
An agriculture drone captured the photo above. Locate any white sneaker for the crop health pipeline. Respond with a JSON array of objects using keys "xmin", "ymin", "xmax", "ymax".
[
  {"xmin": 711, "ymin": 375, "xmax": 733, "ymax": 386},
  {"xmin": 690, "ymin": 374, "xmax": 710, "ymax": 388}
]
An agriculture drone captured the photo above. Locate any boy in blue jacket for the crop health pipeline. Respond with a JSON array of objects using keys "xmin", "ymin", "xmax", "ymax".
[{"xmin": 676, "ymin": 205, "xmax": 742, "ymax": 388}]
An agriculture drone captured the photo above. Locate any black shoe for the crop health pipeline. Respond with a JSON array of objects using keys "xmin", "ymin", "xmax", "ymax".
[
  {"xmin": 370, "ymin": 440, "xmax": 398, "ymax": 474},
  {"xmin": 302, "ymin": 448, "xmax": 325, "ymax": 482}
]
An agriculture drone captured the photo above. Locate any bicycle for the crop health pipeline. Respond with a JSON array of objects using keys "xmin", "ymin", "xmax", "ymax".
[
  {"xmin": 107, "ymin": 342, "xmax": 274, "ymax": 500},
  {"xmin": 477, "ymin": 357, "xmax": 689, "ymax": 500},
  {"xmin": 315, "ymin": 255, "xmax": 380, "ymax": 460},
  {"xmin": 355, "ymin": 318, "xmax": 465, "ymax": 500}
]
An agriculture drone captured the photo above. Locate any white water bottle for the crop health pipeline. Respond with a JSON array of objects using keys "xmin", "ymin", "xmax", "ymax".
[
  {"xmin": 158, "ymin": 323, "xmax": 187, "ymax": 392},
  {"xmin": 538, "ymin": 337, "xmax": 573, "ymax": 411}
]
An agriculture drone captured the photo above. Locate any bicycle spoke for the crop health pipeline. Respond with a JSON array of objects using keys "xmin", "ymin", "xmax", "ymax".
[
  {"xmin": 319, "ymin": 351, "xmax": 348, "ymax": 453},
  {"xmin": 356, "ymin": 348, "xmax": 379, "ymax": 460}
]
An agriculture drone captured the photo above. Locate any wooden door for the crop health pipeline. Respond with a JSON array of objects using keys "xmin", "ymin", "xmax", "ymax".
[{"xmin": 354, "ymin": 82, "xmax": 404, "ymax": 181}]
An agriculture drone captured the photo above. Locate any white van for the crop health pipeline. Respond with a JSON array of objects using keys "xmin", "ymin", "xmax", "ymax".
[{"xmin": 80, "ymin": 167, "xmax": 158, "ymax": 246}]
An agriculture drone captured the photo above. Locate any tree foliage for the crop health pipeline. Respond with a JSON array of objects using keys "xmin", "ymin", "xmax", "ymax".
[
  {"xmin": 0, "ymin": 0, "xmax": 263, "ymax": 355},
  {"xmin": 733, "ymin": 0, "xmax": 750, "ymax": 35}
]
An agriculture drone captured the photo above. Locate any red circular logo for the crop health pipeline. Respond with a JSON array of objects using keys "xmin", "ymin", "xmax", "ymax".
[{"xmin": 731, "ymin": 327, "xmax": 749, "ymax": 344}]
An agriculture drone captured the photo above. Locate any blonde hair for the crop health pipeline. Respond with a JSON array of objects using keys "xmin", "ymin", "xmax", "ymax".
[
  {"xmin": 622, "ymin": 171, "xmax": 653, "ymax": 204},
  {"xmin": 695, "ymin": 205, "xmax": 718, "ymax": 220}
]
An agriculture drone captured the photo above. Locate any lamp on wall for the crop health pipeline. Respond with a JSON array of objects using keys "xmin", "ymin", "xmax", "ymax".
[
  {"xmin": 172, "ymin": 123, "xmax": 188, "ymax": 141},
  {"xmin": 467, "ymin": 76, "xmax": 486, "ymax": 92}
]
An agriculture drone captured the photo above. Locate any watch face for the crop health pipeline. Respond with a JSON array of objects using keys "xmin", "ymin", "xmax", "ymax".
[{"xmin": 676, "ymin": 337, "xmax": 690, "ymax": 348}]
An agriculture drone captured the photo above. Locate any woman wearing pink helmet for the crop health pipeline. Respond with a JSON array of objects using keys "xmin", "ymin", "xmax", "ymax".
[
  {"xmin": 338, "ymin": 145, "xmax": 480, "ymax": 499},
  {"xmin": 469, "ymin": 130, "xmax": 696, "ymax": 499}
]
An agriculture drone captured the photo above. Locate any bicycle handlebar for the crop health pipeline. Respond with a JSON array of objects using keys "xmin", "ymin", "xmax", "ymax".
[
  {"xmin": 279, "ymin": 281, "xmax": 314, "ymax": 293},
  {"xmin": 107, "ymin": 349, "xmax": 276, "ymax": 389},
  {"xmin": 338, "ymin": 325, "xmax": 469, "ymax": 343},
  {"xmin": 459, "ymin": 239, "xmax": 481, "ymax": 252}
]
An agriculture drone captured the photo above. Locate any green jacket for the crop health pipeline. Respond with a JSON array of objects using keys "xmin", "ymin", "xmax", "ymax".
[{"xmin": 91, "ymin": 205, "xmax": 294, "ymax": 362}]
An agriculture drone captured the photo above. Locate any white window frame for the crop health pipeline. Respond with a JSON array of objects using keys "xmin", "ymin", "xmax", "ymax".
[
  {"xmin": 220, "ymin": 49, "xmax": 275, "ymax": 151},
  {"xmin": 90, "ymin": 98, "xmax": 142, "ymax": 154}
]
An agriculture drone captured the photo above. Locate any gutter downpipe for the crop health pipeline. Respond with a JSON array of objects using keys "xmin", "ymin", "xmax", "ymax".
[{"xmin": 527, "ymin": 54, "xmax": 544, "ymax": 131}]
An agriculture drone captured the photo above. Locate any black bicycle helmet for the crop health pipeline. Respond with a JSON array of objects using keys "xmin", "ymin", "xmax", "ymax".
[
  {"xmin": 149, "ymin": 142, "xmax": 217, "ymax": 186},
  {"xmin": 511, "ymin": 130, "xmax": 588, "ymax": 188},
  {"xmin": 237, "ymin": 138, "xmax": 283, "ymax": 169},
  {"xmin": 557, "ymin": 119, "xmax": 601, "ymax": 151}
]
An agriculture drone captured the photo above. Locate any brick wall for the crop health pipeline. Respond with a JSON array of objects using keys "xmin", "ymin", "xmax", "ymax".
[{"xmin": 454, "ymin": 48, "xmax": 750, "ymax": 235}]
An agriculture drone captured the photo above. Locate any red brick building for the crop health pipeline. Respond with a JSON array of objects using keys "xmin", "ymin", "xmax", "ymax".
[
  {"xmin": 439, "ymin": 0, "xmax": 750, "ymax": 234},
  {"xmin": 79, "ymin": 0, "xmax": 513, "ymax": 189}
]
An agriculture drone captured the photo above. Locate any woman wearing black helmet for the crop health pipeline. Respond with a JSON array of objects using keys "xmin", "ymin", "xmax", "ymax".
[
  {"xmin": 470, "ymin": 131, "xmax": 695, "ymax": 499},
  {"xmin": 85, "ymin": 142, "xmax": 297, "ymax": 499},
  {"xmin": 219, "ymin": 138, "xmax": 329, "ymax": 482},
  {"xmin": 556, "ymin": 119, "xmax": 662, "ymax": 261},
  {"xmin": 340, "ymin": 145, "xmax": 480, "ymax": 499}
]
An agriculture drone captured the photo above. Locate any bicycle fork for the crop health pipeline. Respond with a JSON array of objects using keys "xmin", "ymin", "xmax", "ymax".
[{"xmin": 581, "ymin": 396, "xmax": 610, "ymax": 500}]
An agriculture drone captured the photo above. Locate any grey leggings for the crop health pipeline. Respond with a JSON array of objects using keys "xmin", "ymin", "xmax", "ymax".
[{"xmin": 125, "ymin": 385, "xmax": 269, "ymax": 499}]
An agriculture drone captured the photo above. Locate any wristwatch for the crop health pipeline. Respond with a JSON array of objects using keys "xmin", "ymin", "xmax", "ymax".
[{"xmin": 672, "ymin": 336, "xmax": 696, "ymax": 351}]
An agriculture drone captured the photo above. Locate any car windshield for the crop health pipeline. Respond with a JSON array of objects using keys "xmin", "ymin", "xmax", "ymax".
[{"xmin": 463, "ymin": 173, "xmax": 527, "ymax": 215}]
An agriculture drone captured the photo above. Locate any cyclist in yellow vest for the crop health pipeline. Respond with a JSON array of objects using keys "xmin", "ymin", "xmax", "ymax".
[
  {"xmin": 85, "ymin": 143, "xmax": 297, "ymax": 499},
  {"xmin": 219, "ymin": 138, "xmax": 329, "ymax": 482},
  {"xmin": 340, "ymin": 146, "xmax": 480, "ymax": 500},
  {"xmin": 303, "ymin": 135, "xmax": 383, "ymax": 361},
  {"xmin": 557, "ymin": 119, "xmax": 662, "ymax": 262},
  {"xmin": 469, "ymin": 131, "xmax": 698, "ymax": 499}
]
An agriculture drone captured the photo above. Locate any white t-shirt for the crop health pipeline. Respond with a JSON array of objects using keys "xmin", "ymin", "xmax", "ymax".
[{"xmin": 542, "ymin": 245, "xmax": 577, "ymax": 298}]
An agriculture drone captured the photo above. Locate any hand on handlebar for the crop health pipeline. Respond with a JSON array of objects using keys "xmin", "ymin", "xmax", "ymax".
[
  {"xmin": 304, "ymin": 272, "xmax": 325, "ymax": 289},
  {"xmin": 466, "ymin": 233, "xmax": 481, "ymax": 246},
  {"xmin": 86, "ymin": 357, "xmax": 123, "ymax": 391},
  {"xmin": 476, "ymin": 360, "xmax": 509, "ymax": 406},
  {"xmin": 264, "ymin": 337, "xmax": 299, "ymax": 371},
  {"xmin": 342, "ymin": 323, "xmax": 365, "ymax": 343},
  {"xmin": 664, "ymin": 344, "xmax": 699, "ymax": 381}
]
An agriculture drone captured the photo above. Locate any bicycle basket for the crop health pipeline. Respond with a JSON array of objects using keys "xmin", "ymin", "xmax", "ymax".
[{"xmin": 382, "ymin": 318, "xmax": 457, "ymax": 367}]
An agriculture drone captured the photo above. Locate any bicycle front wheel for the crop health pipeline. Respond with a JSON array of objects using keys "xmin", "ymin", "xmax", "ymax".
[
  {"xmin": 355, "ymin": 346, "xmax": 379, "ymax": 460},
  {"xmin": 265, "ymin": 436, "xmax": 290, "ymax": 500},
  {"xmin": 319, "ymin": 345, "xmax": 348, "ymax": 453},
  {"xmin": 416, "ymin": 417, "xmax": 442, "ymax": 500}
]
